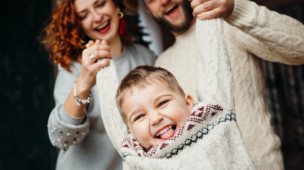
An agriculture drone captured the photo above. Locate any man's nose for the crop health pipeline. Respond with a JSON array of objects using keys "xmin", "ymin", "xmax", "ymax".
[
  {"xmin": 160, "ymin": 0, "xmax": 170, "ymax": 5},
  {"xmin": 149, "ymin": 112, "xmax": 163, "ymax": 126}
]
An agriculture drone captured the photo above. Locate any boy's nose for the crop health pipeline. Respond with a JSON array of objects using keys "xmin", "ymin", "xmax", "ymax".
[{"xmin": 149, "ymin": 112, "xmax": 163, "ymax": 126}]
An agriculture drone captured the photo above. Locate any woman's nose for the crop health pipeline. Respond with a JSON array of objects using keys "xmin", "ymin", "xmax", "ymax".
[
  {"xmin": 149, "ymin": 112, "xmax": 163, "ymax": 126},
  {"xmin": 92, "ymin": 10, "xmax": 102, "ymax": 23}
]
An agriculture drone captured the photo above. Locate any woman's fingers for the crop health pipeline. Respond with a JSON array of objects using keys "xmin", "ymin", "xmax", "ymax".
[
  {"xmin": 83, "ymin": 43, "xmax": 110, "ymax": 58},
  {"xmin": 91, "ymin": 50, "xmax": 112, "ymax": 60},
  {"xmin": 86, "ymin": 40, "xmax": 95, "ymax": 48},
  {"xmin": 101, "ymin": 40, "xmax": 107, "ymax": 45},
  {"xmin": 88, "ymin": 59, "xmax": 110, "ymax": 74}
]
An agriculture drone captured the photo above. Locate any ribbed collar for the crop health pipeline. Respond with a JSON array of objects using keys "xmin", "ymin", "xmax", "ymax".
[{"xmin": 175, "ymin": 23, "xmax": 196, "ymax": 43}]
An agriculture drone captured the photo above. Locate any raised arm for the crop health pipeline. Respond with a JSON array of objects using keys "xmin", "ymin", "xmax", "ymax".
[
  {"xmin": 96, "ymin": 60, "xmax": 128, "ymax": 156},
  {"xmin": 192, "ymin": 0, "xmax": 304, "ymax": 65},
  {"xmin": 224, "ymin": 0, "xmax": 304, "ymax": 65},
  {"xmin": 196, "ymin": 18, "xmax": 234, "ymax": 111}
]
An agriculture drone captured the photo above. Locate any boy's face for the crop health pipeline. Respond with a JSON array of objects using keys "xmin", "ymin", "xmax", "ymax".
[{"xmin": 122, "ymin": 81, "xmax": 194, "ymax": 150}]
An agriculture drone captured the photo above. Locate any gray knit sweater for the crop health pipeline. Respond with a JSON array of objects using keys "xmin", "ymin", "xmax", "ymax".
[{"xmin": 47, "ymin": 43, "xmax": 155, "ymax": 170}]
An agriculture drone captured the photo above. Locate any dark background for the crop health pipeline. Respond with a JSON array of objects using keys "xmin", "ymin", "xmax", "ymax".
[{"xmin": 0, "ymin": 0, "xmax": 303, "ymax": 169}]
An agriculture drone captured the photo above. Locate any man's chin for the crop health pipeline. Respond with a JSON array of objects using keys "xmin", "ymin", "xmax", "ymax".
[
  {"xmin": 153, "ymin": 16, "xmax": 191, "ymax": 33},
  {"xmin": 151, "ymin": 0, "xmax": 194, "ymax": 33}
]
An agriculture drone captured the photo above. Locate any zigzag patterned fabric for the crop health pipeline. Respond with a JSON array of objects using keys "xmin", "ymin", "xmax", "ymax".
[{"xmin": 96, "ymin": 18, "xmax": 255, "ymax": 169}]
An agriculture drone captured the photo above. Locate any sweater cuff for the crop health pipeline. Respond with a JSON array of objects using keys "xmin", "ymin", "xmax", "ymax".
[
  {"xmin": 58, "ymin": 105, "xmax": 86, "ymax": 125},
  {"xmin": 225, "ymin": 0, "xmax": 257, "ymax": 28}
]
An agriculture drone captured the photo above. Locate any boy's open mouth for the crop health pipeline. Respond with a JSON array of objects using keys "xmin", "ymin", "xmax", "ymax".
[{"xmin": 155, "ymin": 125, "xmax": 176, "ymax": 140}]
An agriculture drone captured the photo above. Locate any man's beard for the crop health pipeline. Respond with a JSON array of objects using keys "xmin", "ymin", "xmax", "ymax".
[{"xmin": 150, "ymin": 0, "xmax": 194, "ymax": 33}]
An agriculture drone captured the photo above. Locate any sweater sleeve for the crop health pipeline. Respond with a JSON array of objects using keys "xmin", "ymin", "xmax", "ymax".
[
  {"xmin": 47, "ymin": 63, "xmax": 89, "ymax": 150},
  {"xmin": 224, "ymin": 0, "xmax": 304, "ymax": 65},
  {"xmin": 96, "ymin": 60, "xmax": 128, "ymax": 157},
  {"xmin": 196, "ymin": 18, "xmax": 234, "ymax": 111}
]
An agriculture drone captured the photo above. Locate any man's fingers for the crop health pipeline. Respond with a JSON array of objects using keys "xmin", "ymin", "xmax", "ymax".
[
  {"xmin": 192, "ymin": 1, "xmax": 216, "ymax": 17},
  {"xmin": 197, "ymin": 8, "xmax": 222, "ymax": 20},
  {"xmin": 191, "ymin": 0, "xmax": 209, "ymax": 9}
]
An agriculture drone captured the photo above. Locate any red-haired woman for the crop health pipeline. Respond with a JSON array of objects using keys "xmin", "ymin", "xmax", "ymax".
[{"xmin": 42, "ymin": 0, "xmax": 155, "ymax": 169}]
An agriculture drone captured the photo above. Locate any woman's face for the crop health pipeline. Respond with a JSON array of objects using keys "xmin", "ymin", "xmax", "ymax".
[{"xmin": 74, "ymin": 0, "xmax": 120, "ymax": 42}]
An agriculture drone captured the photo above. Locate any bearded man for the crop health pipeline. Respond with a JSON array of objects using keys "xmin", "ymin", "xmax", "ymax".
[{"xmin": 142, "ymin": 0, "xmax": 304, "ymax": 169}]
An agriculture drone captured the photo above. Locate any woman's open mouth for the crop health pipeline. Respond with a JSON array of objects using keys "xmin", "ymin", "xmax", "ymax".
[
  {"xmin": 95, "ymin": 20, "xmax": 111, "ymax": 34},
  {"xmin": 155, "ymin": 125, "xmax": 176, "ymax": 140}
]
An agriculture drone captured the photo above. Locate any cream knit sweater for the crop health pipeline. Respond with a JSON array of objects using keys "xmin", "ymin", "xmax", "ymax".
[
  {"xmin": 155, "ymin": 0, "xmax": 304, "ymax": 169},
  {"xmin": 97, "ymin": 18, "xmax": 255, "ymax": 169}
]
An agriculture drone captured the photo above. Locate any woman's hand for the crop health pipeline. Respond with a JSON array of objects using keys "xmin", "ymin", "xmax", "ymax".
[
  {"xmin": 77, "ymin": 40, "xmax": 112, "ymax": 94},
  {"xmin": 191, "ymin": 0, "xmax": 234, "ymax": 20}
]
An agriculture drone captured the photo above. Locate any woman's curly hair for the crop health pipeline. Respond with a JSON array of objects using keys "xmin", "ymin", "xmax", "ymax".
[{"xmin": 41, "ymin": 0, "xmax": 125, "ymax": 71}]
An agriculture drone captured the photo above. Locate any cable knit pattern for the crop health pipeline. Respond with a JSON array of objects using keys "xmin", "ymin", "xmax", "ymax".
[
  {"xmin": 155, "ymin": 0, "xmax": 304, "ymax": 169},
  {"xmin": 96, "ymin": 60, "xmax": 128, "ymax": 156},
  {"xmin": 97, "ymin": 18, "xmax": 255, "ymax": 169}
]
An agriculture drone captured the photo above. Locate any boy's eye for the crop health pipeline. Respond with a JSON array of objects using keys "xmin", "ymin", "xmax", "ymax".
[
  {"xmin": 158, "ymin": 100, "xmax": 168, "ymax": 108},
  {"xmin": 135, "ymin": 115, "xmax": 145, "ymax": 121}
]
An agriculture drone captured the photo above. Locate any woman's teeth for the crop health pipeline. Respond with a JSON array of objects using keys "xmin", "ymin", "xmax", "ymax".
[
  {"xmin": 97, "ymin": 21, "xmax": 109, "ymax": 30},
  {"xmin": 156, "ymin": 126, "xmax": 173, "ymax": 137}
]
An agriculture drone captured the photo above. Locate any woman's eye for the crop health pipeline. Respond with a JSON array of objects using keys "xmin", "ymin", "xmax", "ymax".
[
  {"xmin": 146, "ymin": 0, "xmax": 154, "ymax": 4},
  {"xmin": 135, "ymin": 115, "xmax": 145, "ymax": 121},
  {"xmin": 79, "ymin": 14, "xmax": 87, "ymax": 20},
  {"xmin": 158, "ymin": 101, "xmax": 168, "ymax": 108},
  {"xmin": 97, "ymin": 1, "xmax": 106, "ymax": 7}
]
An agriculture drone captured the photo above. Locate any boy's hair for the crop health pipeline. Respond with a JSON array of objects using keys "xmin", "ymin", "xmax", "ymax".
[{"xmin": 116, "ymin": 65, "xmax": 185, "ymax": 123}]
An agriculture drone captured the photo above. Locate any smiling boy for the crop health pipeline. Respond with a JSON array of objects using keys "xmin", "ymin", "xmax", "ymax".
[{"xmin": 116, "ymin": 66, "xmax": 194, "ymax": 150}]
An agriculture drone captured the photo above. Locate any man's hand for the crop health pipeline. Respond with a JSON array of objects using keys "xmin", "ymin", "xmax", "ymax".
[{"xmin": 191, "ymin": 0, "xmax": 235, "ymax": 20}]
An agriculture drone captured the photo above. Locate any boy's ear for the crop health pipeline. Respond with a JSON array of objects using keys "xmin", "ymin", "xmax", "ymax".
[{"xmin": 185, "ymin": 94, "xmax": 194, "ymax": 112}]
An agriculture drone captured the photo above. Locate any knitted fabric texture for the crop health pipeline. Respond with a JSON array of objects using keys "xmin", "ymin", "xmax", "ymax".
[
  {"xmin": 96, "ymin": 18, "xmax": 254, "ymax": 169},
  {"xmin": 155, "ymin": 0, "xmax": 304, "ymax": 169}
]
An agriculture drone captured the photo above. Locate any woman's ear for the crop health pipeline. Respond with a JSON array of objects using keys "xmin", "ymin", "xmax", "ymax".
[
  {"xmin": 185, "ymin": 94, "xmax": 194, "ymax": 112},
  {"xmin": 116, "ymin": 6, "xmax": 121, "ymax": 13}
]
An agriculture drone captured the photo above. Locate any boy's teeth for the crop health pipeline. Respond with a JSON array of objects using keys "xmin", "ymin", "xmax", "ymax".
[
  {"xmin": 97, "ymin": 21, "xmax": 108, "ymax": 30},
  {"xmin": 156, "ymin": 126, "xmax": 172, "ymax": 137}
]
